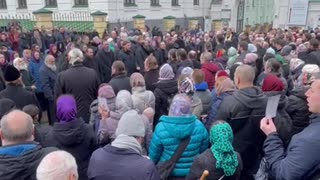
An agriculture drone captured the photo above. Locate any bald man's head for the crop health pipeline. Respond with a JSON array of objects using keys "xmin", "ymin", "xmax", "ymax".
[
  {"xmin": 234, "ymin": 64, "xmax": 255, "ymax": 89},
  {"xmin": 0, "ymin": 110, "xmax": 34, "ymax": 146}
]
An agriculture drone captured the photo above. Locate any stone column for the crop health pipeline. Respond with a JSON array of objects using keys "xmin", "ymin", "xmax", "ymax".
[
  {"xmin": 189, "ymin": 18, "xmax": 199, "ymax": 30},
  {"xmin": 132, "ymin": 14, "xmax": 146, "ymax": 32},
  {"xmin": 91, "ymin": 11, "xmax": 108, "ymax": 38},
  {"xmin": 32, "ymin": 8, "xmax": 53, "ymax": 29},
  {"xmin": 163, "ymin": 16, "xmax": 176, "ymax": 32}
]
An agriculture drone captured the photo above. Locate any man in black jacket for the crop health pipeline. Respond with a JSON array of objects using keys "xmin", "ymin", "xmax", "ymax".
[
  {"xmin": 55, "ymin": 48, "xmax": 99, "ymax": 123},
  {"xmin": 215, "ymin": 64, "xmax": 267, "ymax": 180},
  {"xmin": 306, "ymin": 38, "xmax": 320, "ymax": 67},
  {"xmin": 154, "ymin": 41, "xmax": 168, "ymax": 67},
  {"xmin": 135, "ymin": 37, "xmax": 153, "ymax": 74},
  {"xmin": 0, "ymin": 65, "xmax": 40, "ymax": 110},
  {"xmin": 118, "ymin": 41, "xmax": 137, "ymax": 77},
  {"xmin": 0, "ymin": 110, "xmax": 57, "ymax": 180},
  {"xmin": 95, "ymin": 40, "xmax": 115, "ymax": 83},
  {"xmin": 83, "ymin": 48, "xmax": 99, "ymax": 76}
]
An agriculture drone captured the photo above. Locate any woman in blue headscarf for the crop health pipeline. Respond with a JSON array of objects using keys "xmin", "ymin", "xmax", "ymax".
[
  {"xmin": 43, "ymin": 95, "xmax": 97, "ymax": 180},
  {"xmin": 186, "ymin": 120, "xmax": 243, "ymax": 180}
]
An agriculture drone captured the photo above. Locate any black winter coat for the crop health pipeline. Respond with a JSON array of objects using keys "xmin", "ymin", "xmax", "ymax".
[
  {"xmin": 43, "ymin": 119, "xmax": 97, "ymax": 180},
  {"xmin": 44, "ymin": 35, "xmax": 56, "ymax": 50},
  {"xmin": 153, "ymin": 79, "xmax": 178, "ymax": 127},
  {"xmin": 144, "ymin": 69, "xmax": 159, "ymax": 92},
  {"xmin": 0, "ymin": 84, "xmax": 40, "ymax": 110},
  {"xmin": 264, "ymin": 91, "xmax": 293, "ymax": 146},
  {"xmin": 108, "ymin": 73, "xmax": 131, "ymax": 95},
  {"xmin": 135, "ymin": 44, "xmax": 153, "ymax": 73},
  {"xmin": 0, "ymin": 143, "xmax": 57, "ymax": 180},
  {"xmin": 154, "ymin": 48, "xmax": 168, "ymax": 67},
  {"xmin": 286, "ymin": 88, "xmax": 310, "ymax": 135},
  {"xmin": 215, "ymin": 87, "xmax": 267, "ymax": 179},
  {"xmin": 186, "ymin": 149, "xmax": 243, "ymax": 180},
  {"xmin": 83, "ymin": 56, "xmax": 100, "ymax": 77},
  {"xmin": 117, "ymin": 49, "xmax": 137, "ymax": 76},
  {"xmin": 55, "ymin": 63, "xmax": 99, "ymax": 123},
  {"xmin": 95, "ymin": 50, "xmax": 115, "ymax": 83}
]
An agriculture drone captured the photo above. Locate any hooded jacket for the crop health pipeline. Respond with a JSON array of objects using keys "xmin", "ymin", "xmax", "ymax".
[
  {"xmin": 194, "ymin": 82, "xmax": 212, "ymax": 115},
  {"xmin": 153, "ymin": 79, "xmax": 178, "ymax": 126},
  {"xmin": 43, "ymin": 119, "xmax": 97, "ymax": 180},
  {"xmin": 144, "ymin": 69, "xmax": 159, "ymax": 92},
  {"xmin": 286, "ymin": 88, "xmax": 310, "ymax": 135},
  {"xmin": 201, "ymin": 63, "xmax": 220, "ymax": 91},
  {"xmin": 215, "ymin": 86, "xmax": 267, "ymax": 178},
  {"xmin": 0, "ymin": 143, "xmax": 57, "ymax": 180},
  {"xmin": 95, "ymin": 50, "xmax": 115, "ymax": 83},
  {"xmin": 227, "ymin": 47, "xmax": 238, "ymax": 69},
  {"xmin": 132, "ymin": 87, "xmax": 155, "ymax": 114},
  {"xmin": 149, "ymin": 115, "xmax": 209, "ymax": 177},
  {"xmin": 88, "ymin": 145, "xmax": 160, "ymax": 180}
]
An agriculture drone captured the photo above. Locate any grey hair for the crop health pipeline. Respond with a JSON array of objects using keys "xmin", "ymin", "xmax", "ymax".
[
  {"xmin": 68, "ymin": 48, "xmax": 84, "ymax": 65},
  {"xmin": 37, "ymin": 151, "xmax": 78, "ymax": 180},
  {"xmin": 0, "ymin": 110, "xmax": 33, "ymax": 143}
]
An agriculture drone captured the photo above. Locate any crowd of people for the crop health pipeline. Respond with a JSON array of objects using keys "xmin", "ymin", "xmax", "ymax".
[{"xmin": 0, "ymin": 22, "xmax": 320, "ymax": 180}]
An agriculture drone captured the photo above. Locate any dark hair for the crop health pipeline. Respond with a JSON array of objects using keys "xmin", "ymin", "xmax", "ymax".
[
  {"xmin": 176, "ymin": 48, "xmax": 187, "ymax": 61},
  {"xmin": 168, "ymin": 48, "xmax": 177, "ymax": 62},
  {"xmin": 145, "ymin": 55, "xmax": 158, "ymax": 70},
  {"xmin": 266, "ymin": 58, "xmax": 281, "ymax": 75},
  {"xmin": 217, "ymin": 34, "xmax": 224, "ymax": 44},
  {"xmin": 112, "ymin": 61, "xmax": 126, "ymax": 74},
  {"xmin": 188, "ymin": 51, "xmax": 197, "ymax": 60},
  {"xmin": 310, "ymin": 38, "xmax": 320, "ymax": 49},
  {"xmin": 304, "ymin": 33, "xmax": 312, "ymax": 41},
  {"xmin": 275, "ymin": 39, "xmax": 286, "ymax": 47},
  {"xmin": 22, "ymin": 104, "xmax": 39, "ymax": 121},
  {"xmin": 263, "ymin": 53, "xmax": 275, "ymax": 62},
  {"xmin": 239, "ymin": 41, "xmax": 248, "ymax": 51}
]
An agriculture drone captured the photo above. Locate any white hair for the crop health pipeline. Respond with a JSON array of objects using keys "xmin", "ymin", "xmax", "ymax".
[
  {"xmin": 68, "ymin": 48, "xmax": 84, "ymax": 65},
  {"xmin": 37, "ymin": 151, "xmax": 78, "ymax": 180},
  {"xmin": 13, "ymin": 58, "xmax": 27, "ymax": 71}
]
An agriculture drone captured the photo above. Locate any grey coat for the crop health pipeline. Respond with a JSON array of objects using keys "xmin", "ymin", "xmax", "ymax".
[
  {"xmin": 131, "ymin": 87, "xmax": 155, "ymax": 114},
  {"xmin": 194, "ymin": 90, "xmax": 212, "ymax": 115}
]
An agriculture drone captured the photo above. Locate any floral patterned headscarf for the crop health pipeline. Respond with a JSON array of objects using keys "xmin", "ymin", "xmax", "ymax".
[{"xmin": 210, "ymin": 122, "xmax": 238, "ymax": 176}]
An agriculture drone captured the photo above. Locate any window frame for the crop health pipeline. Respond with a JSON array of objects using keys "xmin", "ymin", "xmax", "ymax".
[
  {"xmin": 193, "ymin": 0, "xmax": 199, "ymax": 6},
  {"xmin": 45, "ymin": 0, "xmax": 57, "ymax": 7},
  {"xmin": 172, "ymin": 0, "xmax": 179, "ymax": 6},
  {"xmin": 17, "ymin": 0, "xmax": 27, "ymax": 9},
  {"xmin": 151, "ymin": 0, "xmax": 160, "ymax": 6},
  {"xmin": 0, "ymin": 0, "xmax": 7, "ymax": 9},
  {"xmin": 124, "ymin": 0, "xmax": 137, "ymax": 7},
  {"xmin": 74, "ymin": 0, "xmax": 88, "ymax": 7}
]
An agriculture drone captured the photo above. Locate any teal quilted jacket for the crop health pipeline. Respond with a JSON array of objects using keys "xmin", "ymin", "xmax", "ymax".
[{"xmin": 149, "ymin": 115, "xmax": 209, "ymax": 177}]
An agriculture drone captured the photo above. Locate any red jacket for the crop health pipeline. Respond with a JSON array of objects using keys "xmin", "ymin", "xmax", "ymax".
[{"xmin": 201, "ymin": 63, "xmax": 220, "ymax": 91}]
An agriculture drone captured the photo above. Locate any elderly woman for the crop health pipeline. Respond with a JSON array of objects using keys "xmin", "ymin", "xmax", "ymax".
[
  {"xmin": 130, "ymin": 72, "xmax": 155, "ymax": 114},
  {"xmin": 43, "ymin": 95, "xmax": 97, "ymax": 180},
  {"xmin": 98, "ymin": 90, "xmax": 152, "ymax": 154},
  {"xmin": 186, "ymin": 121, "xmax": 243, "ymax": 180},
  {"xmin": 149, "ymin": 94, "xmax": 209, "ymax": 179}
]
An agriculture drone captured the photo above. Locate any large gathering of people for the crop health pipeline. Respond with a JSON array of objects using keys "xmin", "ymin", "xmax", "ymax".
[{"xmin": 0, "ymin": 23, "xmax": 320, "ymax": 180}]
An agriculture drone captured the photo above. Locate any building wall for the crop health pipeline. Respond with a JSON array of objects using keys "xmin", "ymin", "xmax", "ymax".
[{"xmin": 243, "ymin": 0, "xmax": 274, "ymax": 28}]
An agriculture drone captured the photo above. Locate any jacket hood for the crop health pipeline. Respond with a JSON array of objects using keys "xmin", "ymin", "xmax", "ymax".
[
  {"xmin": 233, "ymin": 86, "xmax": 267, "ymax": 109},
  {"xmin": 290, "ymin": 87, "xmax": 308, "ymax": 100},
  {"xmin": 201, "ymin": 63, "xmax": 219, "ymax": 73},
  {"xmin": 0, "ymin": 143, "xmax": 48, "ymax": 179},
  {"xmin": 195, "ymin": 82, "xmax": 208, "ymax": 91},
  {"xmin": 228, "ymin": 47, "xmax": 237, "ymax": 57},
  {"xmin": 52, "ymin": 119, "xmax": 86, "ymax": 146},
  {"xmin": 116, "ymin": 90, "xmax": 133, "ymax": 115},
  {"xmin": 159, "ymin": 115, "xmax": 197, "ymax": 140},
  {"xmin": 156, "ymin": 79, "xmax": 178, "ymax": 95}
]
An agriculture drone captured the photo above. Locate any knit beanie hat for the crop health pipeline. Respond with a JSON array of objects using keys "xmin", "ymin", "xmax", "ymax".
[
  {"xmin": 244, "ymin": 53, "xmax": 258, "ymax": 65},
  {"xmin": 216, "ymin": 70, "xmax": 229, "ymax": 78},
  {"xmin": 98, "ymin": 85, "xmax": 116, "ymax": 99},
  {"xmin": 281, "ymin": 45, "xmax": 292, "ymax": 56},
  {"xmin": 266, "ymin": 48, "xmax": 276, "ymax": 55},
  {"xmin": 262, "ymin": 74, "xmax": 284, "ymax": 92},
  {"xmin": 115, "ymin": 110, "xmax": 145, "ymax": 137},
  {"xmin": 4, "ymin": 65, "xmax": 20, "ymax": 82},
  {"xmin": 248, "ymin": 44, "xmax": 257, "ymax": 53},
  {"xmin": 289, "ymin": 58, "xmax": 304, "ymax": 72},
  {"xmin": 159, "ymin": 63, "xmax": 175, "ymax": 80}
]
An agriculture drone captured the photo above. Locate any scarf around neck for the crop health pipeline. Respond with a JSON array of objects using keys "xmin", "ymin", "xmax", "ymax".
[{"xmin": 111, "ymin": 134, "xmax": 142, "ymax": 155}]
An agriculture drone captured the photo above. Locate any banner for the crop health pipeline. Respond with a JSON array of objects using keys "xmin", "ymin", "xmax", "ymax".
[{"xmin": 288, "ymin": 0, "xmax": 309, "ymax": 26}]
